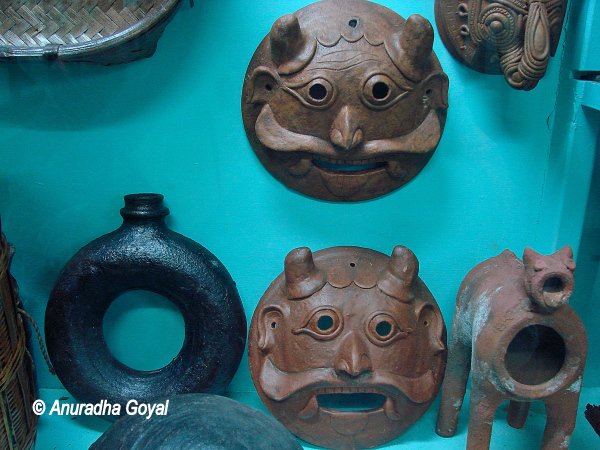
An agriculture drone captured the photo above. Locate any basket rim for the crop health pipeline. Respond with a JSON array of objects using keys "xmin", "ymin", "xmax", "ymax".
[{"xmin": 0, "ymin": 0, "xmax": 181, "ymax": 59}]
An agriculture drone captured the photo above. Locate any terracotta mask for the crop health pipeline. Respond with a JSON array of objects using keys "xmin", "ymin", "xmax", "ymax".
[
  {"xmin": 242, "ymin": 0, "xmax": 449, "ymax": 201},
  {"xmin": 435, "ymin": 0, "xmax": 567, "ymax": 90},
  {"xmin": 248, "ymin": 246, "xmax": 447, "ymax": 449}
]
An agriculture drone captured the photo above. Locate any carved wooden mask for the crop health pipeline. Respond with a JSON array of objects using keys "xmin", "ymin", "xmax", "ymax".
[
  {"xmin": 435, "ymin": 0, "xmax": 567, "ymax": 90},
  {"xmin": 242, "ymin": 0, "xmax": 449, "ymax": 201},
  {"xmin": 248, "ymin": 246, "xmax": 447, "ymax": 449}
]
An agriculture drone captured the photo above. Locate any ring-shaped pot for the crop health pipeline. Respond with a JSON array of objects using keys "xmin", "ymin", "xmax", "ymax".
[{"xmin": 45, "ymin": 194, "xmax": 246, "ymax": 414}]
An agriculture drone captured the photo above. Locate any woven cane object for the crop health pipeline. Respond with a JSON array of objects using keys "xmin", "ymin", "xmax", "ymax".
[
  {"xmin": 0, "ymin": 230, "xmax": 37, "ymax": 450},
  {"xmin": 0, "ymin": 0, "xmax": 182, "ymax": 64}
]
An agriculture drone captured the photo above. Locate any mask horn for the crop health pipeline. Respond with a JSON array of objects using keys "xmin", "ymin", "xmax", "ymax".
[
  {"xmin": 387, "ymin": 14, "xmax": 434, "ymax": 82},
  {"xmin": 378, "ymin": 246, "xmax": 419, "ymax": 302},
  {"xmin": 284, "ymin": 247, "xmax": 326, "ymax": 299},
  {"xmin": 269, "ymin": 14, "xmax": 317, "ymax": 75}
]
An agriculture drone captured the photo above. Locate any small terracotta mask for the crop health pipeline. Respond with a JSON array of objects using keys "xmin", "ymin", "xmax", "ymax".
[
  {"xmin": 248, "ymin": 246, "xmax": 447, "ymax": 449},
  {"xmin": 434, "ymin": 0, "xmax": 567, "ymax": 90},
  {"xmin": 242, "ymin": 0, "xmax": 449, "ymax": 201}
]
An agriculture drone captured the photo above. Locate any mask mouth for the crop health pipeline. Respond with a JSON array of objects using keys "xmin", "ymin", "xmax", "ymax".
[
  {"xmin": 313, "ymin": 158, "xmax": 387, "ymax": 174},
  {"xmin": 317, "ymin": 392, "xmax": 386, "ymax": 412},
  {"xmin": 299, "ymin": 386, "xmax": 401, "ymax": 421}
]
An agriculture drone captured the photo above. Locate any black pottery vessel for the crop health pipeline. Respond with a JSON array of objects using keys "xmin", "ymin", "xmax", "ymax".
[
  {"xmin": 45, "ymin": 194, "xmax": 246, "ymax": 414},
  {"xmin": 91, "ymin": 394, "xmax": 303, "ymax": 450}
]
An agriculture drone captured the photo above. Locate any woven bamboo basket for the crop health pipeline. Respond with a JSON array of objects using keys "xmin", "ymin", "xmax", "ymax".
[
  {"xmin": 0, "ymin": 231, "xmax": 37, "ymax": 450},
  {"xmin": 0, "ymin": 0, "xmax": 183, "ymax": 64}
]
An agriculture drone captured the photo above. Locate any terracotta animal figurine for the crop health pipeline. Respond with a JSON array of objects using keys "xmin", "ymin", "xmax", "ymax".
[
  {"xmin": 242, "ymin": 0, "xmax": 448, "ymax": 201},
  {"xmin": 249, "ymin": 246, "xmax": 447, "ymax": 449},
  {"xmin": 437, "ymin": 246, "xmax": 587, "ymax": 450},
  {"xmin": 435, "ymin": 0, "xmax": 567, "ymax": 90}
]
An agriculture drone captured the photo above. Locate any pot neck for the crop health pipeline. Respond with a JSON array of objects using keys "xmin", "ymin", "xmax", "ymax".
[{"xmin": 120, "ymin": 193, "xmax": 169, "ymax": 225}]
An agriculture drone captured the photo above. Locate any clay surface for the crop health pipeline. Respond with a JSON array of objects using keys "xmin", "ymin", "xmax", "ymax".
[
  {"xmin": 242, "ymin": 0, "xmax": 448, "ymax": 201},
  {"xmin": 436, "ymin": 246, "xmax": 587, "ymax": 449},
  {"xmin": 249, "ymin": 246, "xmax": 446, "ymax": 449},
  {"xmin": 435, "ymin": 0, "xmax": 567, "ymax": 90}
]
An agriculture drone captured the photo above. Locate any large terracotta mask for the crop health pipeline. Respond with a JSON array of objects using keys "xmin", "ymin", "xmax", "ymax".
[
  {"xmin": 248, "ymin": 246, "xmax": 447, "ymax": 449},
  {"xmin": 435, "ymin": 0, "xmax": 567, "ymax": 90},
  {"xmin": 242, "ymin": 0, "xmax": 449, "ymax": 201}
]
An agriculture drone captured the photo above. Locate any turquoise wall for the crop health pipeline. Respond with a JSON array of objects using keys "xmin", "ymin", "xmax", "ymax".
[{"xmin": 0, "ymin": 0, "xmax": 595, "ymax": 395}]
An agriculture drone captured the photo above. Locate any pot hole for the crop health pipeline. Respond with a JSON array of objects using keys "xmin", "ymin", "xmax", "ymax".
[
  {"xmin": 103, "ymin": 290, "xmax": 185, "ymax": 371},
  {"xmin": 505, "ymin": 325, "xmax": 566, "ymax": 385},
  {"xmin": 317, "ymin": 393, "xmax": 386, "ymax": 411}
]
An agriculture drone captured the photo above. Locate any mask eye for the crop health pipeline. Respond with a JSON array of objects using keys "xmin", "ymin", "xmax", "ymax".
[
  {"xmin": 366, "ymin": 312, "xmax": 411, "ymax": 346},
  {"xmin": 283, "ymin": 78, "xmax": 335, "ymax": 109},
  {"xmin": 293, "ymin": 307, "xmax": 343, "ymax": 340},
  {"xmin": 361, "ymin": 74, "xmax": 409, "ymax": 109}
]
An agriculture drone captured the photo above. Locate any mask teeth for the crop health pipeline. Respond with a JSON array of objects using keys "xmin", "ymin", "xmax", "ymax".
[
  {"xmin": 383, "ymin": 396, "xmax": 401, "ymax": 421},
  {"xmin": 299, "ymin": 395, "xmax": 319, "ymax": 420}
]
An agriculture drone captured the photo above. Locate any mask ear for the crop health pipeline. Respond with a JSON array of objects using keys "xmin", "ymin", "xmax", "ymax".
[
  {"xmin": 415, "ymin": 303, "xmax": 445, "ymax": 354},
  {"xmin": 249, "ymin": 66, "xmax": 281, "ymax": 104},
  {"xmin": 257, "ymin": 305, "xmax": 286, "ymax": 353},
  {"xmin": 421, "ymin": 72, "xmax": 448, "ymax": 110}
]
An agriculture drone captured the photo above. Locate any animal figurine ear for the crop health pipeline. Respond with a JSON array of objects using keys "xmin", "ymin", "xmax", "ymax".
[
  {"xmin": 387, "ymin": 14, "xmax": 434, "ymax": 82},
  {"xmin": 523, "ymin": 247, "xmax": 548, "ymax": 272},
  {"xmin": 378, "ymin": 246, "xmax": 419, "ymax": 302},
  {"xmin": 554, "ymin": 245, "xmax": 576, "ymax": 272},
  {"xmin": 269, "ymin": 14, "xmax": 316, "ymax": 75},
  {"xmin": 249, "ymin": 66, "xmax": 281, "ymax": 104},
  {"xmin": 257, "ymin": 305, "xmax": 285, "ymax": 352},
  {"xmin": 284, "ymin": 247, "xmax": 326, "ymax": 299}
]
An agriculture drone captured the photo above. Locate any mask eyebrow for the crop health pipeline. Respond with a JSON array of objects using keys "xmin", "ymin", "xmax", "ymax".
[{"xmin": 309, "ymin": 50, "xmax": 379, "ymax": 71}]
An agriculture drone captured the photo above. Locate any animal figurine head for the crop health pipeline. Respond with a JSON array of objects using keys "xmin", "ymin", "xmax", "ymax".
[
  {"xmin": 435, "ymin": 0, "xmax": 567, "ymax": 90},
  {"xmin": 242, "ymin": 0, "xmax": 448, "ymax": 201},
  {"xmin": 249, "ymin": 246, "xmax": 446, "ymax": 449},
  {"xmin": 523, "ymin": 245, "xmax": 575, "ymax": 311}
]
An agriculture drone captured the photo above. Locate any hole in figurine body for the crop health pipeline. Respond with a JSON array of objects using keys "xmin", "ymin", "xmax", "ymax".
[
  {"xmin": 350, "ymin": 262, "xmax": 356, "ymax": 267},
  {"xmin": 505, "ymin": 325, "xmax": 566, "ymax": 385},
  {"xmin": 103, "ymin": 290, "xmax": 185, "ymax": 371},
  {"xmin": 348, "ymin": 19, "xmax": 358, "ymax": 28},
  {"xmin": 317, "ymin": 393, "xmax": 386, "ymax": 412}
]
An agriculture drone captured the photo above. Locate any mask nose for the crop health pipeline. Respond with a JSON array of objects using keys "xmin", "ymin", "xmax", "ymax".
[
  {"xmin": 330, "ymin": 106, "xmax": 363, "ymax": 151},
  {"xmin": 334, "ymin": 331, "xmax": 372, "ymax": 378}
]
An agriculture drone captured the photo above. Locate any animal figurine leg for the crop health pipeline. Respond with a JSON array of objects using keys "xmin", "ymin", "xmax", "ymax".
[
  {"xmin": 541, "ymin": 390, "xmax": 581, "ymax": 450},
  {"xmin": 507, "ymin": 400, "xmax": 530, "ymax": 429},
  {"xmin": 465, "ymin": 380, "xmax": 503, "ymax": 450},
  {"xmin": 436, "ymin": 335, "xmax": 471, "ymax": 436}
]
